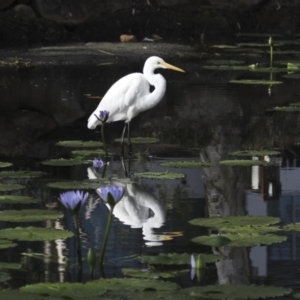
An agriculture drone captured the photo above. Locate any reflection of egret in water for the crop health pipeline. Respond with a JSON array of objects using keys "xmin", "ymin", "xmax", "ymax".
[{"xmin": 87, "ymin": 167, "xmax": 178, "ymax": 246}]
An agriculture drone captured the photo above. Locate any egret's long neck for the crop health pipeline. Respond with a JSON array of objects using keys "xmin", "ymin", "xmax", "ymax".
[{"xmin": 141, "ymin": 69, "xmax": 166, "ymax": 112}]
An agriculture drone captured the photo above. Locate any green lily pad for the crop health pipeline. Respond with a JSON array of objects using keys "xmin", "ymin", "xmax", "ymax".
[
  {"xmin": 0, "ymin": 171, "xmax": 46, "ymax": 179},
  {"xmin": 210, "ymin": 45, "xmax": 238, "ymax": 49},
  {"xmin": 21, "ymin": 252, "xmax": 59, "ymax": 264},
  {"xmin": 230, "ymin": 79, "xmax": 283, "ymax": 85},
  {"xmin": 41, "ymin": 157, "xmax": 90, "ymax": 166},
  {"xmin": 219, "ymin": 159, "xmax": 271, "ymax": 166},
  {"xmin": 0, "ymin": 291, "xmax": 47, "ymax": 300},
  {"xmin": 160, "ymin": 161, "xmax": 214, "ymax": 168},
  {"xmin": 191, "ymin": 235, "xmax": 231, "ymax": 247},
  {"xmin": 47, "ymin": 179, "xmax": 109, "ymax": 189},
  {"xmin": 0, "ymin": 240, "xmax": 16, "ymax": 249},
  {"xmin": 189, "ymin": 216, "xmax": 280, "ymax": 229},
  {"xmin": 179, "ymin": 285, "xmax": 292, "ymax": 299},
  {"xmin": 20, "ymin": 279, "xmax": 179, "ymax": 298},
  {"xmin": 283, "ymin": 73, "xmax": 300, "ymax": 79},
  {"xmin": 270, "ymin": 106, "xmax": 300, "ymax": 112},
  {"xmin": 138, "ymin": 253, "xmax": 223, "ymax": 265},
  {"xmin": 56, "ymin": 140, "xmax": 104, "ymax": 148},
  {"xmin": 0, "ymin": 262, "xmax": 22, "ymax": 270},
  {"xmin": 0, "ymin": 162, "xmax": 12, "ymax": 168},
  {"xmin": 71, "ymin": 149, "xmax": 105, "ymax": 156},
  {"xmin": 122, "ymin": 268, "xmax": 188, "ymax": 279},
  {"xmin": 133, "ymin": 172, "xmax": 185, "ymax": 180},
  {"xmin": 0, "ymin": 183, "xmax": 25, "ymax": 191},
  {"xmin": 237, "ymin": 42, "xmax": 284, "ymax": 47},
  {"xmin": 230, "ymin": 150, "xmax": 280, "ymax": 156},
  {"xmin": 0, "ymin": 209, "xmax": 63, "ymax": 222},
  {"xmin": 203, "ymin": 65, "xmax": 249, "ymax": 71},
  {"xmin": 114, "ymin": 137, "xmax": 159, "ymax": 144},
  {"xmin": 283, "ymin": 223, "xmax": 300, "ymax": 231},
  {"xmin": 0, "ymin": 272, "xmax": 10, "ymax": 283},
  {"xmin": 192, "ymin": 233, "xmax": 286, "ymax": 247},
  {"xmin": 0, "ymin": 195, "xmax": 38, "ymax": 204},
  {"xmin": 0, "ymin": 227, "xmax": 74, "ymax": 241},
  {"xmin": 206, "ymin": 60, "xmax": 244, "ymax": 65},
  {"xmin": 237, "ymin": 33, "xmax": 282, "ymax": 37}
]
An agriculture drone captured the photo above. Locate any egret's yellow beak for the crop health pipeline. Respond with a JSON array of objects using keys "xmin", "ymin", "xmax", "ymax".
[{"xmin": 161, "ymin": 61, "xmax": 185, "ymax": 73}]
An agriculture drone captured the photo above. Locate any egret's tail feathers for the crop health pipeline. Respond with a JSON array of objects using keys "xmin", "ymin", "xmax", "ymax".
[{"xmin": 87, "ymin": 113, "xmax": 102, "ymax": 129}]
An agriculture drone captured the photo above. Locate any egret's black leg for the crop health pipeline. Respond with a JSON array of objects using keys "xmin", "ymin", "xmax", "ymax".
[
  {"xmin": 127, "ymin": 121, "xmax": 132, "ymax": 155},
  {"xmin": 120, "ymin": 156, "xmax": 129, "ymax": 177},
  {"xmin": 121, "ymin": 122, "xmax": 127, "ymax": 157}
]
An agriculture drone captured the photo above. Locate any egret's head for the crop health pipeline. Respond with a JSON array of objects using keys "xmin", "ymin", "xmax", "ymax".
[{"xmin": 144, "ymin": 56, "xmax": 185, "ymax": 73}]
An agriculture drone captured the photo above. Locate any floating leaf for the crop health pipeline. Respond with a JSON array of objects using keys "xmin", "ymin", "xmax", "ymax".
[
  {"xmin": 210, "ymin": 45, "xmax": 238, "ymax": 49},
  {"xmin": 0, "ymin": 162, "xmax": 12, "ymax": 168},
  {"xmin": 47, "ymin": 179, "xmax": 109, "ymax": 189},
  {"xmin": 122, "ymin": 268, "xmax": 188, "ymax": 279},
  {"xmin": 283, "ymin": 223, "xmax": 300, "ymax": 231},
  {"xmin": 237, "ymin": 42, "xmax": 283, "ymax": 47},
  {"xmin": 179, "ymin": 285, "xmax": 292, "ymax": 299},
  {"xmin": 160, "ymin": 161, "xmax": 214, "ymax": 168},
  {"xmin": 270, "ymin": 106, "xmax": 300, "ymax": 112},
  {"xmin": 0, "ymin": 171, "xmax": 46, "ymax": 179},
  {"xmin": 114, "ymin": 137, "xmax": 159, "ymax": 144},
  {"xmin": 0, "ymin": 183, "xmax": 25, "ymax": 191},
  {"xmin": 230, "ymin": 79, "xmax": 283, "ymax": 85},
  {"xmin": 191, "ymin": 235, "xmax": 231, "ymax": 247},
  {"xmin": 0, "ymin": 209, "xmax": 63, "ymax": 222},
  {"xmin": 0, "ymin": 272, "xmax": 10, "ymax": 283},
  {"xmin": 0, "ymin": 195, "xmax": 38, "ymax": 204},
  {"xmin": 133, "ymin": 172, "xmax": 184, "ymax": 180},
  {"xmin": 0, "ymin": 290, "xmax": 44, "ymax": 300},
  {"xmin": 0, "ymin": 240, "xmax": 16, "ymax": 249},
  {"xmin": 56, "ymin": 140, "xmax": 104, "ymax": 148},
  {"xmin": 230, "ymin": 150, "xmax": 280, "ymax": 156},
  {"xmin": 21, "ymin": 279, "xmax": 179, "ymax": 298},
  {"xmin": 189, "ymin": 216, "xmax": 280, "ymax": 229},
  {"xmin": 71, "ymin": 149, "xmax": 105, "ymax": 156},
  {"xmin": 219, "ymin": 159, "xmax": 270, "ymax": 166},
  {"xmin": 41, "ymin": 157, "xmax": 90, "ymax": 166},
  {"xmin": 283, "ymin": 73, "xmax": 300, "ymax": 79},
  {"xmin": 192, "ymin": 233, "xmax": 286, "ymax": 247},
  {"xmin": 203, "ymin": 65, "xmax": 249, "ymax": 71},
  {"xmin": 206, "ymin": 60, "xmax": 244, "ymax": 65},
  {"xmin": 0, "ymin": 227, "xmax": 74, "ymax": 241},
  {"xmin": 0, "ymin": 262, "xmax": 21, "ymax": 270},
  {"xmin": 138, "ymin": 253, "xmax": 223, "ymax": 265}
]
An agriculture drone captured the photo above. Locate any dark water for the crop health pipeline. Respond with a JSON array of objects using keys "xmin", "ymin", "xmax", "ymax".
[{"xmin": 1, "ymin": 62, "xmax": 300, "ymax": 297}]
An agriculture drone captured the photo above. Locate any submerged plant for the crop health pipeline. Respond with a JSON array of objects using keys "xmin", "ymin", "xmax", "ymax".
[{"xmin": 96, "ymin": 186, "xmax": 125, "ymax": 268}]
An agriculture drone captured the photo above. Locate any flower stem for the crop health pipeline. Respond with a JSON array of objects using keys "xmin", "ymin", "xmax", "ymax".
[
  {"xmin": 101, "ymin": 123, "xmax": 108, "ymax": 158},
  {"xmin": 73, "ymin": 213, "xmax": 83, "ymax": 273},
  {"xmin": 99, "ymin": 207, "xmax": 114, "ymax": 269}
]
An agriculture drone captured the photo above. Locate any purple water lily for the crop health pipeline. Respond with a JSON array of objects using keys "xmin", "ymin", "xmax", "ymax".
[
  {"xmin": 98, "ymin": 110, "xmax": 109, "ymax": 122},
  {"xmin": 59, "ymin": 190, "xmax": 89, "ymax": 212},
  {"xmin": 93, "ymin": 158, "xmax": 104, "ymax": 168},
  {"xmin": 96, "ymin": 186, "xmax": 124, "ymax": 206}
]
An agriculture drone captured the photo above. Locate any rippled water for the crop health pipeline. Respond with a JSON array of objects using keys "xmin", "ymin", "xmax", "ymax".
[{"xmin": 1, "ymin": 62, "xmax": 300, "ymax": 297}]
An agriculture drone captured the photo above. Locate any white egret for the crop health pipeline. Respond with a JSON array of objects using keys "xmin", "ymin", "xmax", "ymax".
[{"xmin": 87, "ymin": 56, "xmax": 185, "ymax": 154}]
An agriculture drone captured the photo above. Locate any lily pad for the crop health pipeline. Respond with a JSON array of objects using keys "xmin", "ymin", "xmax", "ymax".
[
  {"xmin": 191, "ymin": 235, "xmax": 231, "ymax": 247},
  {"xmin": 71, "ymin": 149, "xmax": 106, "ymax": 156},
  {"xmin": 283, "ymin": 223, "xmax": 300, "ymax": 231},
  {"xmin": 189, "ymin": 216, "xmax": 280, "ymax": 229},
  {"xmin": 56, "ymin": 140, "xmax": 104, "ymax": 148},
  {"xmin": 0, "ymin": 291, "xmax": 47, "ymax": 300},
  {"xmin": 0, "ymin": 239, "xmax": 16, "ymax": 249},
  {"xmin": 20, "ymin": 279, "xmax": 179, "ymax": 298},
  {"xmin": 0, "ymin": 195, "xmax": 38, "ymax": 204},
  {"xmin": 230, "ymin": 79, "xmax": 283, "ymax": 85},
  {"xmin": 122, "ymin": 268, "xmax": 188, "ymax": 279},
  {"xmin": 41, "ymin": 157, "xmax": 90, "ymax": 166},
  {"xmin": 270, "ymin": 106, "xmax": 300, "ymax": 112},
  {"xmin": 230, "ymin": 150, "xmax": 280, "ymax": 156},
  {"xmin": 114, "ymin": 137, "xmax": 159, "ymax": 144},
  {"xmin": 138, "ymin": 253, "xmax": 223, "ymax": 265},
  {"xmin": 283, "ymin": 73, "xmax": 300, "ymax": 79},
  {"xmin": 133, "ymin": 172, "xmax": 185, "ymax": 180},
  {"xmin": 0, "ymin": 262, "xmax": 22, "ymax": 270},
  {"xmin": 0, "ymin": 227, "xmax": 74, "ymax": 241},
  {"xmin": 47, "ymin": 179, "xmax": 109, "ymax": 189},
  {"xmin": 0, "ymin": 209, "xmax": 63, "ymax": 222},
  {"xmin": 206, "ymin": 60, "xmax": 244, "ymax": 65},
  {"xmin": 0, "ymin": 162, "xmax": 12, "ymax": 168},
  {"xmin": 179, "ymin": 285, "xmax": 292, "ymax": 299},
  {"xmin": 192, "ymin": 233, "xmax": 286, "ymax": 247},
  {"xmin": 0, "ymin": 183, "xmax": 25, "ymax": 191},
  {"xmin": 219, "ymin": 159, "xmax": 271, "ymax": 166},
  {"xmin": 203, "ymin": 65, "xmax": 249, "ymax": 71},
  {"xmin": 0, "ymin": 171, "xmax": 46, "ymax": 179},
  {"xmin": 0, "ymin": 272, "xmax": 10, "ymax": 283},
  {"xmin": 160, "ymin": 161, "xmax": 214, "ymax": 168},
  {"xmin": 237, "ymin": 42, "xmax": 284, "ymax": 47}
]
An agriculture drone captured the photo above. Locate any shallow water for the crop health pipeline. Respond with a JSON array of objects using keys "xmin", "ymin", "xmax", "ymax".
[{"xmin": 1, "ymin": 60, "xmax": 300, "ymax": 297}]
